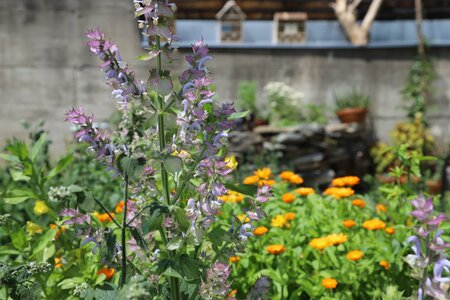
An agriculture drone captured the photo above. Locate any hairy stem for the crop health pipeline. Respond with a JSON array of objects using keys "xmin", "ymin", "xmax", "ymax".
[{"xmin": 120, "ymin": 175, "xmax": 129, "ymax": 287}]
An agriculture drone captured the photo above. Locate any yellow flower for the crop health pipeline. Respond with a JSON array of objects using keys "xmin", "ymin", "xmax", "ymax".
[
  {"xmin": 327, "ymin": 233, "xmax": 348, "ymax": 246},
  {"xmin": 363, "ymin": 219, "xmax": 386, "ymax": 230},
  {"xmin": 54, "ymin": 257, "xmax": 63, "ymax": 269},
  {"xmin": 322, "ymin": 278, "xmax": 338, "ymax": 289},
  {"xmin": 385, "ymin": 227, "xmax": 395, "ymax": 234},
  {"xmin": 229, "ymin": 256, "xmax": 240, "ymax": 263},
  {"xmin": 295, "ymin": 187, "xmax": 315, "ymax": 196},
  {"xmin": 253, "ymin": 226, "xmax": 269, "ymax": 236},
  {"xmin": 243, "ymin": 175, "xmax": 259, "ymax": 185},
  {"xmin": 281, "ymin": 193, "xmax": 295, "ymax": 203},
  {"xmin": 224, "ymin": 155, "xmax": 238, "ymax": 170},
  {"xmin": 309, "ymin": 237, "xmax": 331, "ymax": 250},
  {"xmin": 323, "ymin": 187, "xmax": 355, "ymax": 199},
  {"xmin": 379, "ymin": 260, "xmax": 390, "ymax": 270},
  {"xmin": 376, "ymin": 204, "xmax": 387, "ymax": 213},
  {"xmin": 237, "ymin": 214, "xmax": 250, "ymax": 223},
  {"xmin": 343, "ymin": 220, "xmax": 356, "ymax": 228},
  {"xmin": 254, "ymin": 167, "xmax": 272, "ymax": 180},
  {"xmin": 352, "ymin": 199, "xmax": 366, "ymax": 208},
  {"xmin": 271, "ymin": 215, "xmax": 288, "ymax": 228},
  {"xmin": 26, "ymin": 221, "xmax": 43, "ymax": 235},
  {"xmin": 171, "ymin": 149, "xmax": 191, "ymax": 159},
  {"xmin": 332, "ymin": 176, "xmax": 360, "ymax": 187},
  {"xmin": 266, "ymin": 244, "xmax": 285, "ymax": 255},
  {"xmin": 218, "ymin": 190, "xmax": 245, "ymax": 203},
  {"xmin": 346, "ymin": 250, "xmax": 364, "ymax": 261},
  {"xmin": 34, "ymin": 200, "xmax": 49, "ymax": 216},
  {"xmin": 284, "ymin": 212, "xmax": 295, "ymax": 221}
]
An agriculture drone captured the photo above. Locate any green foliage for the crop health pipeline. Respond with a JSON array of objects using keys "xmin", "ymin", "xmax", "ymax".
[
  {"xmin": 237, "ymin": 81, "xmax": 257, "ymax": 113},
  {"xmin": 335, "ymin": 90, "xmax": 370, "ymax": 111}
]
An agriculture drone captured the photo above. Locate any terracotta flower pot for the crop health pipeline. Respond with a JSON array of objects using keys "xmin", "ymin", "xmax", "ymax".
[
  {"xmin": 254, "ymin": 119, "xmax": 269, "ymax": 127},
  {"xmin": 336, "ymin": 108, "xmax": 367, "ymax": 124}
]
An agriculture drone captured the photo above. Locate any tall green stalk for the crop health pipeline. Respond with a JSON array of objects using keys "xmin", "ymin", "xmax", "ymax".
[
  {"xmin": 155, "ymin": 35, "xmax": 181, "ymax": 300},
  {"xmin": 120, "ymin": 175, "xmax": 129, "ymax": 287}
]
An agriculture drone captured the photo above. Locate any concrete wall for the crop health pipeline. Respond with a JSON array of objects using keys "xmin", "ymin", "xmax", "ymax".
[{"xmin": 1, "ymin": 0, "xmax": 450, "ymax": 157}]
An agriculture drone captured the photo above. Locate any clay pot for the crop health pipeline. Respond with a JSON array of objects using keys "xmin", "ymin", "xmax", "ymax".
[
  {"xmin": 426, "ymin": 180, "xmax": 442, "ymax": 195},
  {"xmin": 254, "ymin": 119, "xmax": 269, "ymax": 127},
  {"xmin": 336, "ymin": 108, "xmax": 367, "ymax": 124}
]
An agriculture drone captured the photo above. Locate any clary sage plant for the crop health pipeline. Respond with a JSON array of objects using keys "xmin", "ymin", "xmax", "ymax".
[{"xmin": 64, "ymin": 1, "xmax": 270, "ymax": 299}]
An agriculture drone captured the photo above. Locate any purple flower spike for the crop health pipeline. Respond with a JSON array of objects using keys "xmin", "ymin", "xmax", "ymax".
[{"xmin": 407, "ymin": 236, "xmax": 422, "ymax": 257}]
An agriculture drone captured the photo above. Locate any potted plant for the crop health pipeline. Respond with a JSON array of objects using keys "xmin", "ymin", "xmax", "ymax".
[
  {"xmin": 335, "ymin": 90, "xmax": 370, "ymax": 123},
  {"xmin": 236, "ymin": 81, "xmax": 268, "ymax": 129}
]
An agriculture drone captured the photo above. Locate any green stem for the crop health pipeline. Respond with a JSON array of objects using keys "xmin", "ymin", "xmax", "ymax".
[
  {"xmin": 155, "ymin": 35, "xmax": 180, "ymax": 300},
  {"xmin": 120, "ymin": 175, "xmax": 129, "ymax": 287},
  {"xmin": 92, "ymin": 197, "xmax": 121, "ymax": 228}
]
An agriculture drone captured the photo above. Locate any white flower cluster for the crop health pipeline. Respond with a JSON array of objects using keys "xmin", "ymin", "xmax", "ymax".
[{"xmin": 48, "ymin": 186, "xmax": 72, "ymax": 203}]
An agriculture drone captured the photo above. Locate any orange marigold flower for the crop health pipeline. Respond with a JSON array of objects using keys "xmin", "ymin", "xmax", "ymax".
[
  {"xmin": 229, "ymin": 256, "xmax": 240, "ymax": 263},
  {"xmin": 271, "ymin": 215, "xmax": 288, "ymax": 228},
  {"xmin": 295, "ymin": 187, "xmax": 315, "ymax": 196},
  {"xmin": 49, "ymin": 223, "xmax": 66, "ymax": 239},
  {"xmin": 327, "ymin": 233, "xmax": 348, "ymax": 246},
  {"xmin": 218, "ymin": 190, "xmax": 245, "ymax": 203},
  {"xmin": 289, "ymin": 174, "xmax": 304, "ymax": 185},
  {"xmin": 280, "ymin": 171, "xmax": 295, "ymax": 181},
  {"xmin": 323, "ymin": 187, "xmax": 354, "ymax": 199},
  {"xmin": 96, "ymin": 212, "xmax": 115, "ymax": 223},
  {"xmin": 54, "ymin": 257, "xmax": 62, "ymax": 268},
  {"xmin": 97, "ymin": 267, "xmax": 115, "ymax": 280},
  {"xmin": 379, "ymin": 260, "xmax": 390, "ymax": 270},
  {"xmin": 228, "ymin": 290, "xmax": 238, "ymax": 298},
  {"xmin": 281, "ymin": 193, "xmax": 295, "ymax": 203},
  {"xmin": 385, "ymin": 227, "xmax": 395, "ymax": 234},
  {"xmin": 243, "ymin": 175, "xmax": 259, "ymax": 185},
  {"xmin": 346, "ymin": 250, "xmax": 364, "ymax": 261},
  {"xmin": 376, "ymin": 204, "xmax": 387, "ymax": 213},
  {"xmin": 266, "ymin": 244, "xmax": 286, "ymax": 255},
  {"xmin": 253, "ymin": 226, "xmax": 269, "ymax": 236},
  {"xmin": 254, "ymin": 168, "xmax": 272, "ymax": 180},
  {"xmin": 115, "ymin": 201, "xmax": 124, "ymax": 213},
  {"xmin": 343, "ymin": 220, "xmax": 356, "ymax": 228},
  {"xmin": 352, "ymin": 199, "xmax": 366, "ymax": 208},
  {"xmin": 322, "ymin": 278, "xmax": 338, "ymax": 289},
  {"xmin": 284, "ymin": 212, "xmax": 295, "ymax": 221},
  {"xmin": 309, "ymin": 237, "xmax": 331, "ymax": 250},
  {"xmin": 363, "ymin": 219, "xmax": 386, "ymax": 230},
  {"xmin": 332, "ymin": 176, "xmax": 360, "ymax": 187},
  {"xmin": 258, "ymin": 179, "xmax": 275, "ymax": 187}
]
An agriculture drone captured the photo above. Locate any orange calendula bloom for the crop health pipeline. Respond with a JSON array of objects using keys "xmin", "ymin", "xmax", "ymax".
[
  {"xmin": 295, "ymin": 187, "xmax": 315, "ymax": 196},
  {"xmin": 258, "ymin": 179, "xmax": 275, "ymax": 187},
  {"xmin": 218, "ymin": 190, "xmax": 245, "ymax": 203},
  {"xmin": 49, "ymin": 224, "xmax": 66, "ymax": 239},
  {"xmin": 281, "ymin": 193, "xmax": 295, "ymax": 203},
  {"xmin": 327, "ymin": 233, "xmax": 348, "ymax": 245},
  {"xmin": 266, "ymin": 244, "xmax": 286, "ymax": 255},
  {"xmin": 346, "ymin": 250, "xmax": 364, "ymax": 261},
  {"xmin": 54, "ymin": 257, "xmax": 62, "ymax": 268},
  {"xmin": 280, "ymin": 171, "xmax": 295, "ymax": 181},
  {"xmin": 254, "ymin": 167, "xmax": 272, "ymax": 180},
  {"xmin": 385, "ymin": 227, "xmax": 395, "ymax": 234},
  {"xmin": 379, "ymin": 260, "xmax": 390, "ymax": 270},
  {"xmin": 352, "ymin": 199, "xmax": 366, "ymax": 208},
  {"xmin": 322, "ymin": 278, "xmax": 338, "ymax": 289},
  {"xmin": 332, "ymin": 176, "xmax": 360, "ymax": 187},
  {"xmin": 243, "ymin": 175, "xmax": 259, "ymax": 185},
  {"xmin": 343, "ymin": 220, "xmax": 356, "ymax": 228},
  {"xmin": 97, "ymin": 267, "xmax": 115, "ymax": 280},
  {"xmin": 271, "ymin": 215, "xmax": 288, "ymax": 228},
  {"xmin": 253, "ymin": 226, "xmax": 269, "ymax": 236},
  {"xmin": 309, "ymin": 237, "xmax": 331, "ymax": 250},
  {"xmin": 363, "ymin": 219, "xmax": 386, "ymax": 230},
  {"xmin": 284, "ymin": 212, "xmax": 295, "ymax": 221},
  {"xmin": 95, "ymin": 212, "xmax": 115, "ymax": 223},
  {"xmin": 229, "ymin": 256, "xmax": 240, "ymax": 263},
  {"xmin": 289, "ymin": 174, "xmax": 304, "ymax": 185},
  {"xmin": 376, "ymin": 204, "xmax": 387, "ymax": 213},
  {"xmin": 323, "ymin": 187, "xmax": 355, "ymax": 199},
  {"xmin": 309, "ymin": 233, "xmax": 348, "ymax": 250},
  {"xmin": 115, "ymin": 201, "xmax": 124, "ymax": 213},
  {"xmin": 228, "ymin": 290, "xmax": 238, "ymax": 298}
]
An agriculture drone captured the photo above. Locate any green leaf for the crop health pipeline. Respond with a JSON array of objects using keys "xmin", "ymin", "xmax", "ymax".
[
  {"xmin": 2, "ymin": 188, "xmax": 35, "ymax": 204},
  {"xmin": 0, "ymin": 153, "xmax": 20, "ymax": 163},
  {"xmin": 225, "ymin": 183, "xmax": 257, "ymax": 196},
  {"xmin": 173, "ymin": 206, "xmax": 190, "ymax": 232},
  {"xmin": 164, "ymin": 156, "xmax": 183, "ymax": 175},
  {"xmin": 32, "ymin": 229, "xmax": 57, "ymax": 257},
  {"xmin": 30, "ymin": 133, "xmax": 47, "ymax": 161},
  {"xmin": 166, "ymin": 237, "xmax": 184, "ymax": 251},
  {"xmin": 130, "ymin": 228, "xmax": 149, "ymax": 254},
  {"xmin": 57, "ymin": 277, "xmax": 85, "ymax": 290},
  {"xmin": 207, "ymin": 227, "xmax": 227, "ymax": 246},
  {"xmin": 48, "ymin": 154, "xmax": 73, "ymax": 179},
  {"xmin": 228, "ymin": 110, "xmax": 250, "ymax": 120},
  {"xmin": 42, "ymin": 244, "xmax": 55, "ymax": 262},
  {"xmin": 10, "ymin": 229, "xmax": 27, "ymax": 250},
  {"xmin": 9, "ymin": 168, "xmax": 30, "ymax": 182},
  {"xmin": 137, "ymin": 51, "xmax": 160, "ymax": 61},
  {"xmin": 179, "ymin": 254, "xmax": 201, "ymax": 280},
  {"xmin": 142, "ymin": 202, "xmax": 168, "ymax": 234}
]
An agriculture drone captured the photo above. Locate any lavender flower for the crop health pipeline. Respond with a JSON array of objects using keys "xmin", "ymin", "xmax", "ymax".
[
  {"xmin": 200, "ymin": 262, "xmax": 232, "ymax": 299},
  {"xmin": 60, "ymin": 208, "xmax": 91, "ymax": 225}
]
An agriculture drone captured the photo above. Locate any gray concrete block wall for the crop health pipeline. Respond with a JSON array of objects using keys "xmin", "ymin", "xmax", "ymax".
[{"xmin": 1, "ymin": 0, "xmax": 450, "ymax": 157}]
